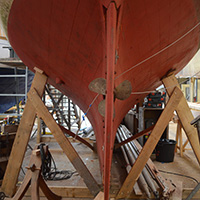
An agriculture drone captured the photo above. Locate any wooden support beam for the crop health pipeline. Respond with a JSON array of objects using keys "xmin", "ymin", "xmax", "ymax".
[
  {"xmin": 190, "ymin": 77, "xmax": 194, "ymax": 102},
  {"xmin": 162, "ymin": 74, "xmax": 200, "ymax": 165},
  {"xmin": 21, "ymin": 186, "xmax": 154, "ymax": 199},
  {"xmin": 36, "ymin": 117, "xmax": 41, "ymax": 144},
  {"xmin": 59, "ymin": 125, "xmax": 94, "ymax": 151},
  {"xmin": 178, "ymin": 120, "xmax": 183, "ymax": 157},
  {"xmin": 31, "ymin": 170, "xmax": 40, "ymax": 200},
  {"xmin": 5, "ymin": 145, "xmax": 61, "ymax": 200},
  {"xmin": 1, "ymin": 69, "xmax": 47, "ymax": 197},
  {"xmin": 40, "ymin": 136, "xmax": 95, "ymax": 144},
  {"xmin": 28, "ymin": 88, "xmax": 100, "ymax": 196},
  {"xmin": 115, "ymin": 125, "xmax": 155, "ymax": 149},
  {"xmin": 175, "ymin": 120, "xmax": 191, "ymax": 156},
  {"xmin": 183, "ymin": 139, "xmax": 190, "ymax": 150},
  {"xmin": 116, "ymin": 87, "xmax": 183, "ymax": 199},
  {"xmin": 197, "ymin": 79, "xmax": 200, "ymax": 102},
  {"xmin": 94, "ymin": 192, "xmax": 104, "ymax": 200},
  {"xmin": 38, "ymin": 174, "xmax": 61, "ymax": 200}
]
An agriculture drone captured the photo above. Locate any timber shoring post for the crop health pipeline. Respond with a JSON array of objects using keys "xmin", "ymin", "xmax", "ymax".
[
  {"xmin": 1, "ymin": 68, "xmax": 47, "ymax": 197},
  {"xmin": 162, "ymin": 74, "xmax": 200, "ymax": 165},
  {"xmin": 116, "ymin": 86, "xmax": 183, "ymax": 199},
  {"xmin": 28, "ymin": 88, "xmax": 100, "ymax": 196},
  {"xmin": 1, "ymin": 68, "xmax": 100, "ymax": 198}
]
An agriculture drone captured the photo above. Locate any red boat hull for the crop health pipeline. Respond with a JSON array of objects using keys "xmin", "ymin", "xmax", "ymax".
[{"xmin": 2, "ymin": 0, "xmax": 200, "ymax": 198}]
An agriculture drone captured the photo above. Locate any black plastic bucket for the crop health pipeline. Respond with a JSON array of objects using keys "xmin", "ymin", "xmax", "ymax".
[{"xmin": 156, "ymin": 139, "xmax": 177, "ymax": 163}]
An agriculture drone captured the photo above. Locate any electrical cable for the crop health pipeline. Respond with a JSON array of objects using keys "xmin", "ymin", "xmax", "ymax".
[
  {"xmin": 158, "ymin": 169, "xmax": 199, "ymax": 184},
  {"xmin": 0, "ymin": 192, "xmax": 6, "ymax": 200},
  {"xmin": 74, "ymin": 93, "xmax": 99, "ymax": 136},
  {"xmin": 130, "ymin": 75, "xmax": 192, "ymax": 95},
  {"xmin": 39, "ymin": 144, "xmax": 76, "ymax": 181}
]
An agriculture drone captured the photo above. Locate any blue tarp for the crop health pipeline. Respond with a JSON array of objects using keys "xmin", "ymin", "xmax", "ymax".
[{"xmin": 0, "ymin": 67, "xmax": 34, "ymax": 113}]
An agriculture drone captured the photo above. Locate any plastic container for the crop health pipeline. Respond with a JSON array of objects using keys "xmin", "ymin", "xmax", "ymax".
[{"xmin": 156, "ymin": 139, "xmax": 177, "ymax": 163}]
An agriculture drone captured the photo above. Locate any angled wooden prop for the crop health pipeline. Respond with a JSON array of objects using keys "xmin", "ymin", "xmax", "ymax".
[
  {"xmin": 115, "ymin": 125, "xmax": 155, "ymax": 149},
  {"xmin": 1, "ymin": 68, "xmax": 47, "ymax": 197},
  {"xmin": 28, "ymin": 88, "xmax": 100, "ymax": 196},
  {"xmin": 94, "ymin": 191, "xmax": 104, "ymax": 200},
  {"xmin": 162, "ymin": 74, "xmax": 200, "ymax": 164},
  {"xmin": 116, "ymin": 86, "xmax": 183, "ymax": 199},
  {"xmin": 59, "ymin": 124, "xmax": 94, "ymax": 151},
  {"xmin": 1, "ymin": 69, "xmax": 100, "ymax": 198},
  {"xmin": 5, "ymin": 146, "xmax": 61, "ymax": 200}
]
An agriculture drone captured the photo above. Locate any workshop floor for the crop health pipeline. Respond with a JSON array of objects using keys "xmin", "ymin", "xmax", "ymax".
[{"xmin": 16, "ymin": 120, "xmax": 200, "ymax": 199}]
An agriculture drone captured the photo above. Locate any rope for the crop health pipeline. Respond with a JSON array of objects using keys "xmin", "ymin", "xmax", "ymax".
[
  {"xmin": 115, "ymin": 22, "xmax": 200, "ymax": 80},
  {"xmin": 131, "ymin": 70, "xmax": 200, "ymax": 95},
  {"xmin": 74, "ymin": 94, "xmax": 99, "ymax": 137},
  {"xmin": 39, "ymin": 144, "xmax": 76, "ymax": 181}
]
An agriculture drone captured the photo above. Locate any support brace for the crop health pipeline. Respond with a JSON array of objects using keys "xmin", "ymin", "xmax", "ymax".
[
  {"xmin": 5, "ymin": 146, "xmax": 61, "ymax": 200},
  {"xmin": 117, "ymin": 86, "xmax": 183, "ymax": 199},
  {"xmin": 28, "ymin": 88, "xmax": 100, "ymax": 196},
  {"xmin": 1, "ymin": 69, "xmax": 100, "ymax": 198},
  {"xmin": 162, "ymin": 74, "xmax": 200, "ymax": 164},
  {"xmin": 1, "ymin": 68, "xmax": 47, "ymax": 197},
  {"xmin": 117, "ymin": 73, "xmax": 200, "ymax": 199},
  {"xmin": 115, "ymin": 125, "xmax": 155, "ymax": 149}
]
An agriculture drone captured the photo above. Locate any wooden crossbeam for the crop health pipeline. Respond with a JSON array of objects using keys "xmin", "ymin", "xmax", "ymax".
[
  {"xmin": 162, "ymin": 74, "xmax": 200, "ymax": 164},
  {"xmin": 94, "ymin": 192, "xmax": 104, "ymax": 200},
  {"xmin": 59, "ymin": 124, "xmax": 94, "ymax": 151},
  {"xmin": 28, "ymin": 88, "xmax": 100, "ymax": 196},
  {"xmin": 115, "ymin": 125, "xmax": 155, "ymax": 149},
  {"xmin": 1, "ymin": 69, "xmax": 47, "ymax": 197},
  {"xmin": 5, "ymin": 147, "xmax": 61, "ymax": 200},
  {"xmin": 116, "ymin": 86, "xmax": 183, "ymax": 199},
  {"xmin": 175, "ymin": 120, "xmax": 191, "ymax": 156}
]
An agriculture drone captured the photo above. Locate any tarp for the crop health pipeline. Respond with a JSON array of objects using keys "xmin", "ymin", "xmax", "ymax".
[{"xmin": 0, "ymin": 67, "xmax": 34, "ymax": 113}]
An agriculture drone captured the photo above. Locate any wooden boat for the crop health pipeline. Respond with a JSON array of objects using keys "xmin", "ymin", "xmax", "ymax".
[{"xmin": 0, "ymin": 0, "xmax": 200, "ymax": 199}]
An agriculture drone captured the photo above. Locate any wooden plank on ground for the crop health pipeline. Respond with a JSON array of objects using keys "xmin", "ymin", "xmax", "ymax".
[
  {"xmin": 22, "ymin": 186, "xmax": 155, "ymax": 199},
  {"xmin": 41, "ymin": 136, "xmax": 95, "ymax": 144},
  {"xmin": 162, "ymin": 74, "xmax": 200, "ymax": 165},
  {"xmin": 116, "ymin": 87, "xmax": 183, "ymax": 199},
  {"xmin": 1, "ymin": 70, "xmax": 47, "ymax": 197},
  {"xmin": 28, "ymin": 88, "xmax": 100, "ymax": 196},
  {"xmin": 94, "ymin": 191, "xmax": 104, "ymax": 200},
  {"xmin": 38, "ymin": 175, "xmax": 61, "ymax": 200}
]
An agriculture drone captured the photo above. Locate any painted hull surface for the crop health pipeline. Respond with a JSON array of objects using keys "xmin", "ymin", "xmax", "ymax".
[{"xmin": 1, "ymin": 0, "xmax": 200, "ymax": 198}]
